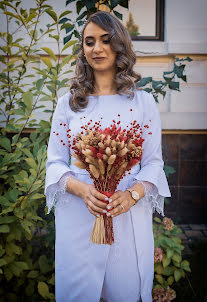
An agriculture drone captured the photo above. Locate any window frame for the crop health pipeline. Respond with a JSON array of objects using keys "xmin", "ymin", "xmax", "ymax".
[{"xmin": 129, "ymin": 0, "xmax": 165, "ymax": 41}]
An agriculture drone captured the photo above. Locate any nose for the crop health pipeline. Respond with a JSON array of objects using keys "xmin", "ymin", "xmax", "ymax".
[{"xmin": 93, "ymin": 41, "xmax": 103, "ymax": 53}]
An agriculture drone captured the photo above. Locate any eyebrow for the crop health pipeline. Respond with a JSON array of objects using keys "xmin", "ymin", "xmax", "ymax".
[{"xmin": 85, "ymin": 33, "xmax": 109, "ymax": 40}]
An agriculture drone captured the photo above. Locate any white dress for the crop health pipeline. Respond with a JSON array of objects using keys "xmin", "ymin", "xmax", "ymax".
[{"xmin": 44, "ymin": 89, "xmax": 171, "ymax": 302}]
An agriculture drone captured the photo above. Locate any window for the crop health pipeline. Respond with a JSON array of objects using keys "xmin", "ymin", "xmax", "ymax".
[{"xmin": 117, "ymin": 0, "xmax": 164, "ymax": 41}]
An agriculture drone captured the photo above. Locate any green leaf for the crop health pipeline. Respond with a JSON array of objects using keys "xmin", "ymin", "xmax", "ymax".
[
  {"xmin": 169, "ymin": 81, "xmax": 180, "ymax": 90},
  {"xmin": 163, "ymin": 266, "xmax": 174, "ymax": 276},
  {"xmin": 5, "ymin": 242, "xmax": 22, "ymax": 255},
  {"xmin": 38, "ymin": 281, "xmax": 50, "ymax": 299},
  {"xmin": 27, "ymin": 270, "xmax": 39, "ymax": 278},
  {"xmin": 41, "ymin": 57, "xmax": 52, "ymax": 69},
  {"xmin": 4, "ymin": 267, "xmax": 13, "ymax": 281},
  {"xmin": 36, "ymin": 78, "xmax": 44, "ymax": 91},
  {"xmin": 76, "ymin": 0, "xmax": 84, "ymax": 14},
  {"xmin": 174, "ymin": 269, "xmax": 182, "ymax": 282},
  {"xmin": 3, "ymin": 11, "xmax": 22, "ymax": 22},
  {"xmin": 167, "ymin": 276, "xmax": 174, "ymax": 285},
  {"xmin": 62, "ymin": 40, "xmax": 76, "ymax": 53},
  {"xmin": 154, "ymin": 263, "xmax": 163, "ymax": 274},
  {"xmin": 181, "ymin": 260, "xmax": 191, "ymax": 272},
  {"xmin": 0, "ymin": 216, "xmax": 16, "ymax": 224},
  {"xmin": 45, "ymin": 9, "xmax": 57, "ymax": 22},
  {"xmin": 14, "ymin": 208, "xmax": 24, "ymax": 219},
  {"xmin": 163, "ymin": 255, "xmax": 171, "ymax": 268},
  {"xmin": 154, "ymin": 217, "xmax": 162, "ymax": 223},
  {"xmin": 63, "ymin": 32, "xmax": 73, "ymax": 44},
  {"xmin": 25, "ymin": 158, "xmax": 37, "ymax": 169},
  {"xmin": 137, "ymin": 77, "xmax": 152, "ymax": 88},
  {"xmin": 155, "ymin": 274, "xmax": 164, "ymax": 285},
  {"xmin": 113, "ymin": 10, "xmax": 123, "ymax": 20},
  {"xmin": 60, "ymin": 55, "xmax": 73, "ymax": 69},
  {"xmin": 0, "ymin": 137, "xmax": 11, "ymax": 152},
  {"xmin": 9, "ymin": 261, "xmax": 29, "ymax": 277},
  {"xmin": 22, "ymin": 91, "xmax": 33, "ymax": 113},
  {"xmin": 25, "ymin": 281, "xmax": 35, "ymax": 296},
  {"xmin": 0, "ymin": 225, "xmax": 10, "ymax": 233},
  {"xmin": 30, "ymin": 193, "xmax": 45, "ymax": 199},
  {"xmin": 172, "ymin": 253, "xmax": 182, "ymax": 263},
  {"xmin": 167, "ymin": 248, "xmax": 174, "ymax": 259},
  {"xmin": 59, "ymin": 10, "xmax": 72, "ymax": 19},
  {"xmin": 59, "ymin": 17, "xmax": 70, "ymax": 24},
  {"xmin": 38, "ymin": 255, "xmax": 51, "ymax": 274},
  {"xmin": 0, "ymin": 258, "xmax": 7, "ymax": 267},
  {"xmin": 20, "ymin": 221, "xmax": 32, "ymax": 234},
  {"xmin": 66, "ymin": 0, "xmax": 75, "ymax": 5},
  {"xmin": 41, "ymin": 47, "xmax": 57, "ymax": 61}
]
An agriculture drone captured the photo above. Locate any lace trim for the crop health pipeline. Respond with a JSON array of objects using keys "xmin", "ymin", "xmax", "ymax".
[
  {"xmin": 45, "ymin": 172, "xmax": 74, "ymax": 214},
  {"xmin": 132, "ymin": 180, "xmax": 165, "ymax": 216}
]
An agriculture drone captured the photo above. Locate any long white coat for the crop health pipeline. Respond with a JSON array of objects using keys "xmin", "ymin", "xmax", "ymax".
[{"xmin": 44, "ymin": 89, "xmax": 171, "ymax": 302}]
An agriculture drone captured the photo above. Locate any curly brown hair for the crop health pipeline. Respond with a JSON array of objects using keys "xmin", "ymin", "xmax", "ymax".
[{"xmin": 69, "ymin": 11, "xmax": 141, "ymax": 112}]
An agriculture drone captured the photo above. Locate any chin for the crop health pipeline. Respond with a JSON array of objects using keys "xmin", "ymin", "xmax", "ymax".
[{"xmin": 92, "ymin": 65, "xmax": 114, "ymax": 72}]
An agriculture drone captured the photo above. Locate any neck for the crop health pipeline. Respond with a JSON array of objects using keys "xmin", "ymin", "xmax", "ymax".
[{"xmin": 93, "ymin": 68, "xmax": 117, "ymax": 95}]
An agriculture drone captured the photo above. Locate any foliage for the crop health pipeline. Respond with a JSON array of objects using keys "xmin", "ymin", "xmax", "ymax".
[
  {"xmin": 0, "ymin": 0, "xmax": 76, "ymax": 300},
  {"xmin": 0, "ymin": 0, "xmax": 192, "ymax": 300},
  {"xmin": 125, "ymin": 12, "xmax": 140, "ymax": 36},
  {"xmin": 137, "ymin": 57, "xmax": 192, "ymax": 103},
  {"xmin": 153, "ymin": 217, "xmax": 191, "ymax": 291},
  {"xmin": 62, "ymin": 0, "xmax": 129, "ymax": 44}
]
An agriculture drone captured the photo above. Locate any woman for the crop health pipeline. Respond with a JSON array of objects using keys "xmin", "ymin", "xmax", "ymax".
[{"xmin": 44, "ymin": 11, "xmax": 171, "ymax": 302}]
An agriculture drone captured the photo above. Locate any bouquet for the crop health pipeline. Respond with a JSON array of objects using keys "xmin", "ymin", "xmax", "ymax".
[{"xmin": 54, "ymin": 109, "xmax": 152, "ymax": 245}]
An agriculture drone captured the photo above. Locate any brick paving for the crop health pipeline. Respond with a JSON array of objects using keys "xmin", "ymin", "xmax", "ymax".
[{"xmin": 177, "ymin": 224, "xmax": 207, "ymax": 255}]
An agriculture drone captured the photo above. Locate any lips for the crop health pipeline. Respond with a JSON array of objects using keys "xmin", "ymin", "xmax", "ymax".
[{"xmin": 93, "ymin": 57, "xmax": 105, "ymax": 61}]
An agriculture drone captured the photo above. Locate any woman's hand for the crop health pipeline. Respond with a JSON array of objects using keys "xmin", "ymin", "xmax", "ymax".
[
  {"xmin": 105, "ymin": 190, "xmax": 135, "ymax": 218},
  {"xmin": 80, "ymin": 184, "xmax": 109, "ymax": 217}
]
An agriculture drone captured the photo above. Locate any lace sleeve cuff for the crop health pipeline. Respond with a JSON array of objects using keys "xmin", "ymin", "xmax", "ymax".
[
  {"xmin": 132, "ymin": 179, "xmax": 165, "ymax": 216},
  {"xmin": 45, "ymin": 171, "xmax": 75, "ymax": 214}
]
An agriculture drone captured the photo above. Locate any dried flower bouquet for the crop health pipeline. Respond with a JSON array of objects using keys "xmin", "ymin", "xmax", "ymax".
[{"xmin": 53, "ymin": 110, "xmax": 152, "ymax": 245}]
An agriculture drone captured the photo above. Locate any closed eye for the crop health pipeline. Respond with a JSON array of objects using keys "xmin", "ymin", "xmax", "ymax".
[{"xmin": 103, "ymin": 40, "xmax": 110, "ymax": 44}]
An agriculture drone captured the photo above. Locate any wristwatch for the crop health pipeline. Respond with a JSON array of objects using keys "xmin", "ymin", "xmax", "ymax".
[{"xmin": 126, "ymin": 188, "xmax": 140, "ymax": 204}]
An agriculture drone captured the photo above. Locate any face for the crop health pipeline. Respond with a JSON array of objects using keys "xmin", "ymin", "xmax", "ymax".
[{"xmin": 83, "ymin": 22, "xmax": 117, "ymax": 72}]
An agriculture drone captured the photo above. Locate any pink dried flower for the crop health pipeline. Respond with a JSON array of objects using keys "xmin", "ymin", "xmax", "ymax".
[
  {"xmin": 154, "ymin": 247, "xmax": 164, "ymax": 263},
  {"xmin": 163, "ymin": 217, "xmax": 174, "ymax": 231},
  {"xmin": 152, "ymin": 288, "xmax": 165, "ymax": 302},
  {"xmin": 152, "ymin": 287, "xmax": 176, "ymax": 302},
  {"xmin": 166, "ymin": 287, "xmax": 176, "ymax": 301}
]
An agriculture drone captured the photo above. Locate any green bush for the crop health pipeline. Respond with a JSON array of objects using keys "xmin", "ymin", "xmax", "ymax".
[
  {"xmin": 153, "ymin": 217, "xmax": 191, "ymax": 300},
  {"xmin": 0, "ymin": 0, "xmax": 192, "ymax": 300}
]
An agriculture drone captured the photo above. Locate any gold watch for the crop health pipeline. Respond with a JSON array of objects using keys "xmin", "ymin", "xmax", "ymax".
[{"xmin": 126, "ymin": 188, "xmax": 140, "ymax": 204}]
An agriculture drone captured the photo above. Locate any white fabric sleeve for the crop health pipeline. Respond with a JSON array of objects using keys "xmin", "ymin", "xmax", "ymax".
[
  {"xmin": 45, "ymin": 171, "xmax": 75, "ymax": 214},
  {"xmin": 132, "ymin": 180, "xmax": 165, "ymax": 216},
  {"xmin": 44, "ymin": 94, "xmax": 75, "ymax": 214},
  {"xmin": 132, "ymin": 92, "xmax": 171, "ymax": 215}
]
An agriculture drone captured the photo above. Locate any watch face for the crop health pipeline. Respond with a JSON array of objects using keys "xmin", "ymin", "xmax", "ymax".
[{"xmin": 132, "ymin": 191, "xmax": 140, "ymax": 201}]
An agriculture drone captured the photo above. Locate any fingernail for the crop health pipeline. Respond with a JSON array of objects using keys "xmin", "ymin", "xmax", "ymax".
[
  {"xmin": 109, "ymin": 198, "xmax": 113, "ymax": 203},
  {"xmin": 106, "ymin": 205, "xmax": 111, "ymax": 209},
  {"xmin": 96, "ymin": 214, "xmax": 100, "ymax": 217},
  {"xmin": 102, "ymin": 210, "xmax": 107, "ymax": 213},
  {"xmin": 105, "ymin": 197, "xmax": 109, "ymax": 201},
  {"xmin": 106, "ymin": 212, "xmax": 111, "ymax": 216}
]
